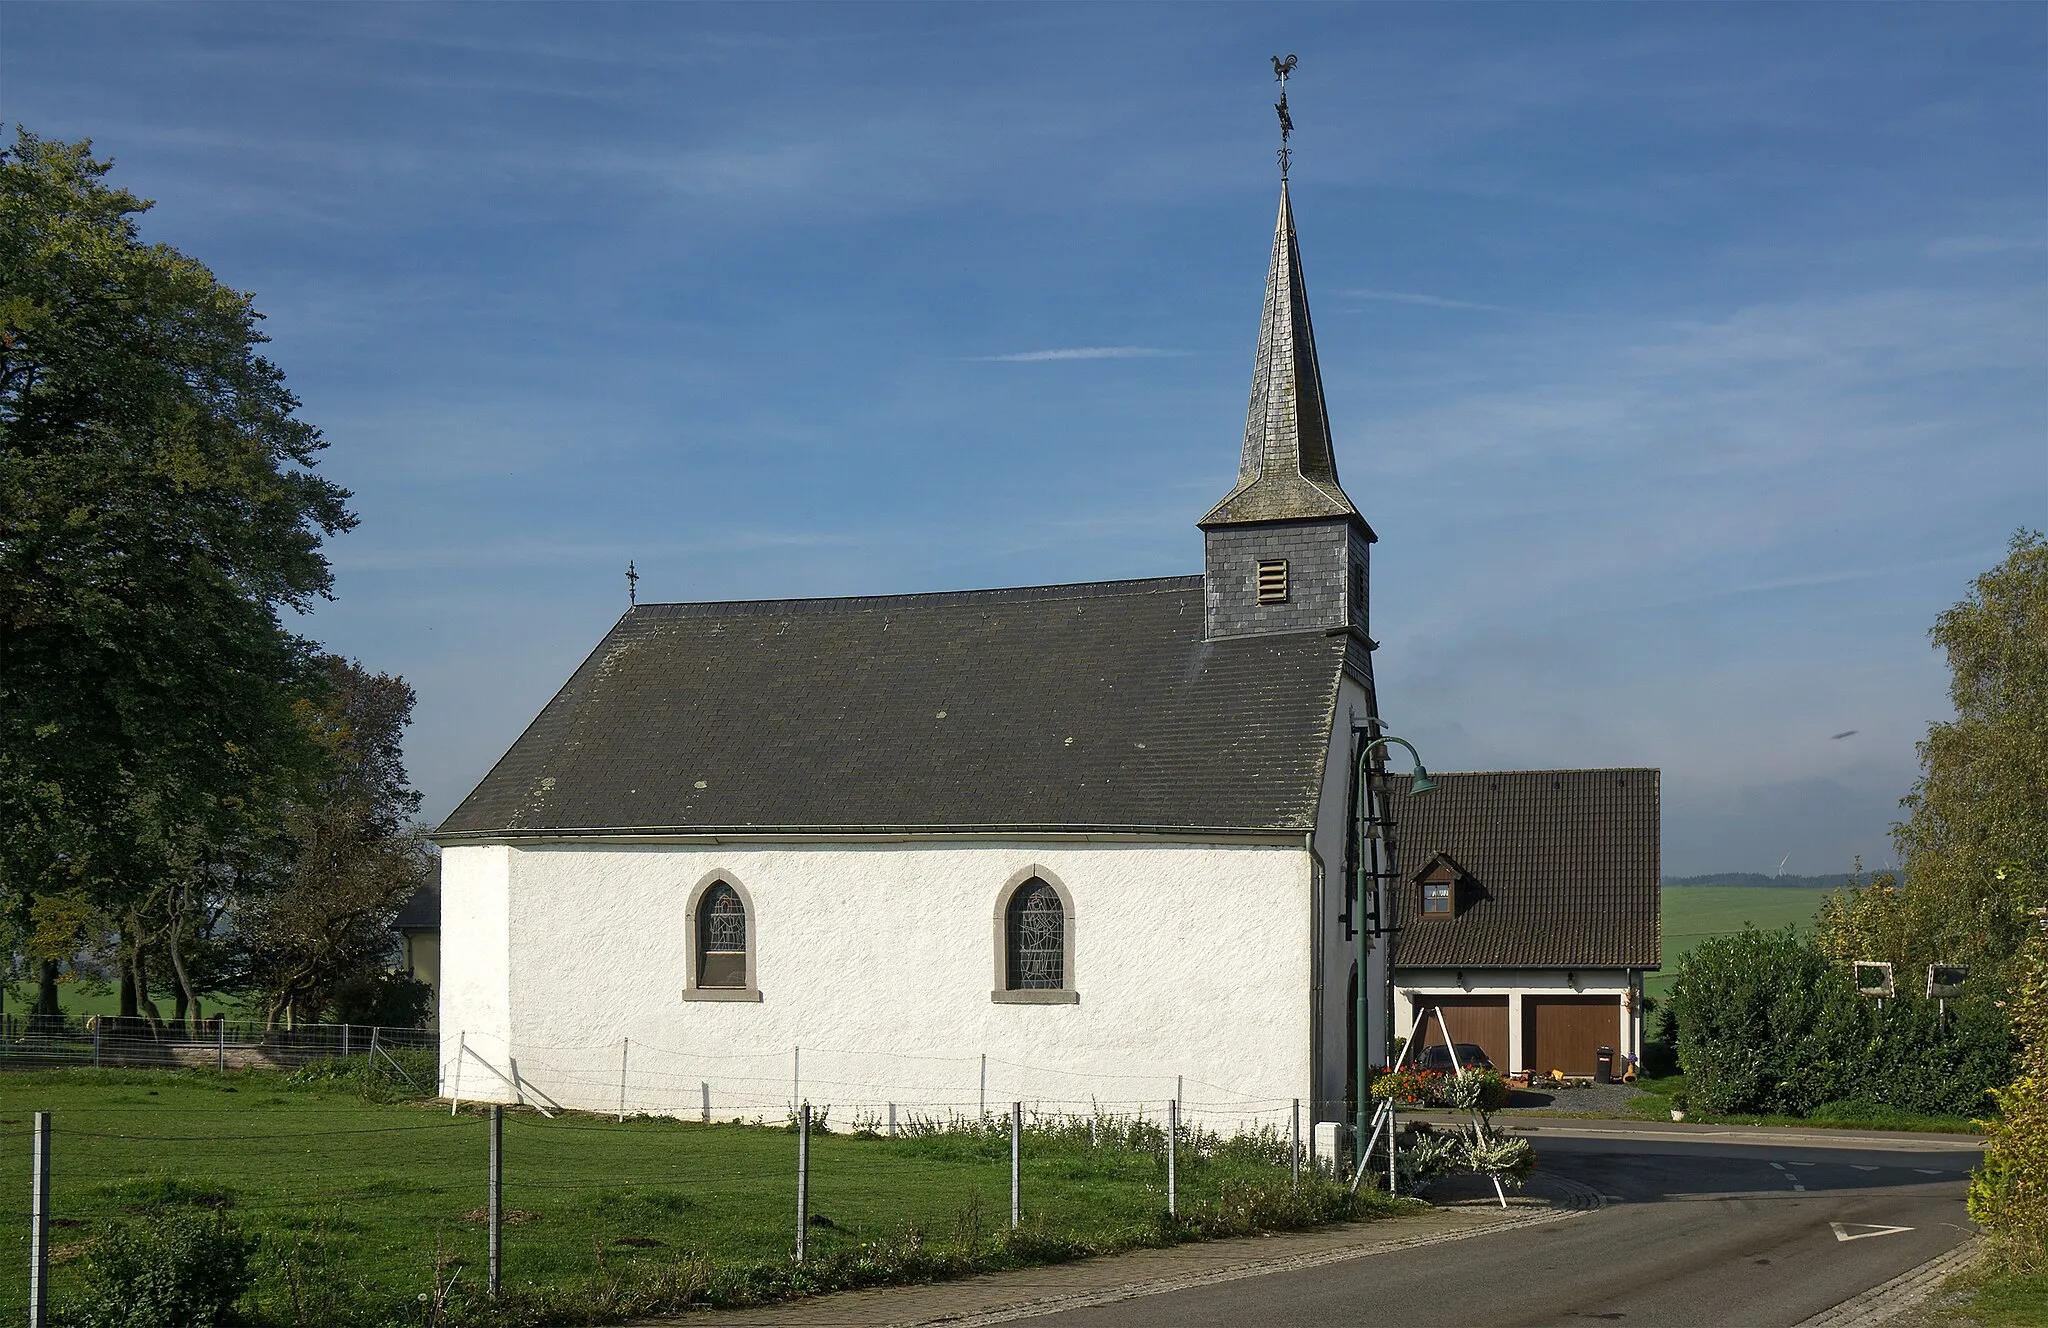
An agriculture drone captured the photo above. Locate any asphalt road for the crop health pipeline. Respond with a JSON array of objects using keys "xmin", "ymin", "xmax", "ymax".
[{"xmin": 1027, "ymin": 1132, "xmax": 1981, "ymax": 1328}]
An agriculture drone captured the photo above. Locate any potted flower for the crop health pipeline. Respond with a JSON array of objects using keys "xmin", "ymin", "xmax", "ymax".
[{"xmin": 1669, "ymin": 1091, "xmax": 1689, "ymax": 1123}]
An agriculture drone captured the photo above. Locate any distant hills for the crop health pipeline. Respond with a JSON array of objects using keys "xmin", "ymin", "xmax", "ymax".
[{"xmin": 1662, "ymin": 872, "xmax": 1871, "ymax": 890}]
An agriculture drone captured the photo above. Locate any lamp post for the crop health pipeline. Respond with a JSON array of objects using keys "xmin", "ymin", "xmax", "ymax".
[{"xmin": 1352, "ymin": 727, "xmax": 1435, "ymax": 1183}]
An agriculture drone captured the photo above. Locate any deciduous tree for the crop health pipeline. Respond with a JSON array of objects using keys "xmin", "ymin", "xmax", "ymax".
[{"xmin": 0, "ymin": 128, "xmax": 353, "ymax": 1012}]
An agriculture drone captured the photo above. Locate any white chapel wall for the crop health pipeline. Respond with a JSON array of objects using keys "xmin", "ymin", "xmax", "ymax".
[
  {"xmin": 439, "ymin": 838, "xmax": 1314, "ymax": 1132},
  {"xmin": 438, "ymin": 845, "xmax": 512, "ymax": 1076}
]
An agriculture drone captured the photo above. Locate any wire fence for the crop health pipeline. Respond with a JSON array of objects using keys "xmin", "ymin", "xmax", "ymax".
[
  {"xmin": 1, "ymin": 1051, "xmax": 1346, "ymax": 1327},
  {"xmin": 0, "ymin": 1015, "xmax": 437, "ymax": 1074},
  {"xmin": 441, "ymin": 1029, "xmax": 1325, "ymax": 1141}
]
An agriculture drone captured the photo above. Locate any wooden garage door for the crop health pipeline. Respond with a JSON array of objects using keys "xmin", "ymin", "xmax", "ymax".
[
  {"xmin": 1411, "ymin": 996, "xmax": 1509, "ymax": 1068},
  {"xmin": 1524, "ymin": 996, "xmax": 1621, "ymax": 1077}
]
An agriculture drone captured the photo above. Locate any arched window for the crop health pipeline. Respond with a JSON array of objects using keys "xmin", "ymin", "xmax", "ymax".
[
  {"xmin": 696, "ymin": 882, "xmax": 748, "ymax": 988},
  {"xmin": 1005, "ymin": 878, "xmax": 1065, "ymax": 990}
]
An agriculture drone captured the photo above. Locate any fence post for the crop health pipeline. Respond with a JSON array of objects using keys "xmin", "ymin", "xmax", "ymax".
[
  {"xmin": 792, "ymin": 1047, "xmax": 800, "ymax": 1115},
  {"xmin": 1291, "ymin": 1099, "xmax": 1301, "ymax": 1186},
  {"xmin": 617, "ymin": 1038, "xmax": 629, "ymax": 1122},
  {"xmin": 451, "ymin": 1031, "xmax": 466, "ymax": 1116},
  {"xmin": 1010, "ymin": 1101, "xmax": 1022, "ymax": 1229},
  {"xmin": 217, "ymin": 1019, "xmax": 226, "ymax": 1073},
  {"xmin": 488, "ymin": 1105, "xmax": 503, "ymax": 1297},
  {"xmin": 1166, "ymin": 1099, "xmax": 1178, "ymax": 1219},
  {"xmin": 701, "ymin": 1081, "xmax": 710, "ymax": 1125},
  {"xmin": 796, "ymin": 1102, "xmax": 811, "ymax": 1264},
  {"xmin": 888, "ymin": 1102, "xmax": 897, "ymax": 1138},
  {"xmin": 29, "ymin": 1111, "xmax": 50, "ymax": 1328},
  {"xmin": 91, "ymin": 1021, "xmax": 100, "ymax": 1069},
  {"xmin": 342, "ymin": 1023, "xmax": 351, "ymax": 1058},
  {"xmin": 979, "ymin": 1053, "xmax": 987, "ymax": 1119}
]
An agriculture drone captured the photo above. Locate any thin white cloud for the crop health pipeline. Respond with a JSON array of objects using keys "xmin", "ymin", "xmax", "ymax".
[
  {"xmin": 1341, "ymin": 288, "xmax": 1515, "ymax": 313},
  {"xmin": 1925, "ymin": 234, "xmax": 2048, "ymax": 259},
  {"xmin": 968, "ymin": 347, "xmax": 1194, "ymax": 363}
]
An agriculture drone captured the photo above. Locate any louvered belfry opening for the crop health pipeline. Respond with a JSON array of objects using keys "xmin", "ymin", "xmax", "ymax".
[
  {"xmin": 697, "ymin": 882, "xmax": 747, "ymax": 987},
  {"xmin": 1005, "ymin": 879, "xmax": 1065, "ymax": 990},
  {"xmin": 1256, "ymin": 559, "xmax": 1290, "ymax": 604}
]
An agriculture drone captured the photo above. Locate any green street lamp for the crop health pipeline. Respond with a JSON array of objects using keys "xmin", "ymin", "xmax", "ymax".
[{"xmin": 1352, "ymin": 728, "xmax": 1434, "ymax": 1187}]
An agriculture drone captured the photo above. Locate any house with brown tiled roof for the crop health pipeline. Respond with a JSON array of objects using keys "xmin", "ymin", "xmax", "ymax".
[{"xmin": 1382, "ymin": 769, "xmax": 1661, "ymax": 1078}]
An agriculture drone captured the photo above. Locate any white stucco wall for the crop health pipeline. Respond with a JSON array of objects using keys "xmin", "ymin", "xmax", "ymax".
[
  {"xmin": 439, "ymin": 838, "xmax": 1316, "ymax": 1132},
  {"xmin": 1396, "ymin": 967, "xmax": 1642, "ymax": 1073},
  {"xmin": 438, "ymin": 845, "xmax": 511, "ymax": 1065}
]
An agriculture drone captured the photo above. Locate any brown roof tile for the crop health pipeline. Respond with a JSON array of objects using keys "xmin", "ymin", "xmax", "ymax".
[{"xmin": 1385, "ymin": 768, "xmax": 1660, "ymax": 970}]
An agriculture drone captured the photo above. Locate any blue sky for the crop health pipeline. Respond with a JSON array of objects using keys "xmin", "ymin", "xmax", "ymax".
[{"xmin": 9, "ymin": 3, "xmax": 2043, "ymax": 875}]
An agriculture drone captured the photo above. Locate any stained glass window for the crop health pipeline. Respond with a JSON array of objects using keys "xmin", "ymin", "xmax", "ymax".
[
  {"xmin": 1005, "ymin": 880, "xmax": 1065, "ymax": 990},
  {"xmin": 698, "ymin": 883, "xmax": 747, "ymax": 988}
]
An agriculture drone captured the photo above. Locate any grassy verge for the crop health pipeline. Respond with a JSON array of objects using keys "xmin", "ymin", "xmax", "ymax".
[
  {"xmin": 0, "ymin": 1065, "xmax": 1417, "ymax": 1326},
  {"xmin": 1928, "ymin": 1256, "xmax": 2048, "ymax": 1327},
  {"xmin": 1624, "ymin": 1074, "xmax": 1981, "ymax": 1134}
]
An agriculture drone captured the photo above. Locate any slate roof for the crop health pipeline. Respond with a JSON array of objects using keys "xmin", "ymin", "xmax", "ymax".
[
  {"xmin": 1384, "ymin": 768, "xmax": 1660, "ymax": 970},
  {"xmin": 436, "ymin": 576, "xmax": 1354, "ymax": 840},
  {"xmin": 1201, "ymin": 183, "xmax": 1370, "ymax": 534}
]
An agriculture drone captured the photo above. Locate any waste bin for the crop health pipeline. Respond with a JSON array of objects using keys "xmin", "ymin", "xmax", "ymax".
[{"xmin": 1594, "ymin": 1046, "xmax": 1614, "ymax": 1084}]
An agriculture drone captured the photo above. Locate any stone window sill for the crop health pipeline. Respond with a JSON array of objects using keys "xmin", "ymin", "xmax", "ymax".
[
  {"xmin": 682, "ymin": 987, "xmax": 763, "ymax": 1002},
  {"xmin": 991, "ymin": 989, "xmax": 1079, "ymax": 1005}
]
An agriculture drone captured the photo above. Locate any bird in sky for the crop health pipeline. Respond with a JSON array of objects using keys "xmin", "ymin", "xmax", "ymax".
[{"xmin": 1831, "ymin": 730, "xmax": 1859, "ymax": 740}]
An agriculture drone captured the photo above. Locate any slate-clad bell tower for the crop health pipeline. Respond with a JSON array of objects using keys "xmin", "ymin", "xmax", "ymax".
[{"xmin": 1200, "ymin": 181, "xmax": 1376, "ymax": 647}]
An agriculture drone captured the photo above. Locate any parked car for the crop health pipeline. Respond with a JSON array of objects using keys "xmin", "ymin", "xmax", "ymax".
[{"xmin": 1413, "ymin": 1043, "xmax": 1495, "ymax": 1073}]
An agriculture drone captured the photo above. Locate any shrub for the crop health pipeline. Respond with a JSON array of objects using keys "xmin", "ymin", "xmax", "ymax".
[
  {"xmin": 66, "ymin": 1208, "xmax": 257, "ymax": 1328},
  {"xmin": 325, "ymin": 971, "xmax": 434, "ymax": 1030},
  {"xmin": 1671, "ymin": 925, "xmax": 2016, "ymax": 1117},
  {"xmin": 1971, "ymin": 931, "xmax": 2048, "ymax": 1270}
]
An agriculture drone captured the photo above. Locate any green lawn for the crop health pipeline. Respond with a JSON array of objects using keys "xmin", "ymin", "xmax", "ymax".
[
  {"xmin": 0, "ymin": 1065, "xmax": 1402, "ymax": 1325},
  {"xmin": 1935, "ymin": 1258, "xmax": 2048, "ymax": 1327},
  {"xmin": 1649, "ymin": 885, "xmax": 1837, "ymax": 998}
]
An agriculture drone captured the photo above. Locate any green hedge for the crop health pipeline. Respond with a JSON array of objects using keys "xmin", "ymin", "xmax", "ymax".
[{"xmin": 1670, "ymin": 925, "xmax": 2014, "ymax": 1118}]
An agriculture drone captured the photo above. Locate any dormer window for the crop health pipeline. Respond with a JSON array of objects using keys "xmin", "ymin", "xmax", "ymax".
[{"xmin": 1416, "ymin": 857, "xmax": 1464, "ymax": 918}]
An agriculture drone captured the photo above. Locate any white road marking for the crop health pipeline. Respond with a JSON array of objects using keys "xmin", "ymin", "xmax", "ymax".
[
  {"xmin": 1851, "ymin": 1165, "xmax": 1881, "ymax": 1171},
  {"xmin": 1770, "ymin": 1161, "xmax": 1805, "ymax": 1190},
  {"xmin": 1832, "ymin": 1222, "xmax": 1914, "ymax": 1242},
  {"xmin": 1912, "ymin": 1169, "xmax": 1945, "ymax": 1175},
  {"xmin": 1789, "ymin": 1162, "xmax": 1817, "ymax": 1167}
]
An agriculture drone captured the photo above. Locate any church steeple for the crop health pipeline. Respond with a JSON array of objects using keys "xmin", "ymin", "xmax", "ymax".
[
  {"xmin": 1198, "ymin": 182, "xmax": 1369, "ymax": 533},
  {"xmin": 1199, "ymin": 64, "xmax": 1376, "ymax": 646}
]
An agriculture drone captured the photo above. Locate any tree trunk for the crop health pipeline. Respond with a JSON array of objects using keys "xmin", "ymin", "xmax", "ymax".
[
  {"xmin": 131, "ymin": 939, "xmax": 163, "ymax": 1033},
  {"xmin": 32, "ymin": 960, "xmax": 61, "ymax": 1030},
  {"xmin": 164, "ymin": 879, "xmax": 204, "ymax": 1037},
  {"xmin": 118, "ymin": 911, "xmax": 143, "ymax": 1018}
]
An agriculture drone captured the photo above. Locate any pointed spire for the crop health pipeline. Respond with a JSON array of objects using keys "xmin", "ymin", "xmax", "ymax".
[{"xmin": 1200, "ymin": 181, "xmax": 1367, "ymax": 531}]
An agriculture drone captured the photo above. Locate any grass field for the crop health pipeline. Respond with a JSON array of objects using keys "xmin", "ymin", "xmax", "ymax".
[
  {"xmin": 0, "ymin": 1064, "xmax": 1400, "ymax": 1325},
  {"xmin": 1649, "ymin": 885, "xmax": 1837, "ymax": 997}
]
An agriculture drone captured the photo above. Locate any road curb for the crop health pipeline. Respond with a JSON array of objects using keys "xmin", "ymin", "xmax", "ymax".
[
  {"xmin": 1791, "ymin": 1236, "xmax": 1984, "ymax": 1328},
  {"xmin": 645, "ymin": 1175, "xmax": 1605, "ymax": 1326},
  {"xmin": 915, "ymin": 1175, "xmax": 1607, "ymax": 1326}
]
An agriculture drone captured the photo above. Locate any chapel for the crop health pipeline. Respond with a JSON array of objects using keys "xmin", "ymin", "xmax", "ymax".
[{"xmin": 433, "ymin": 174, "xmax": 1400, "ymax": 1136}]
